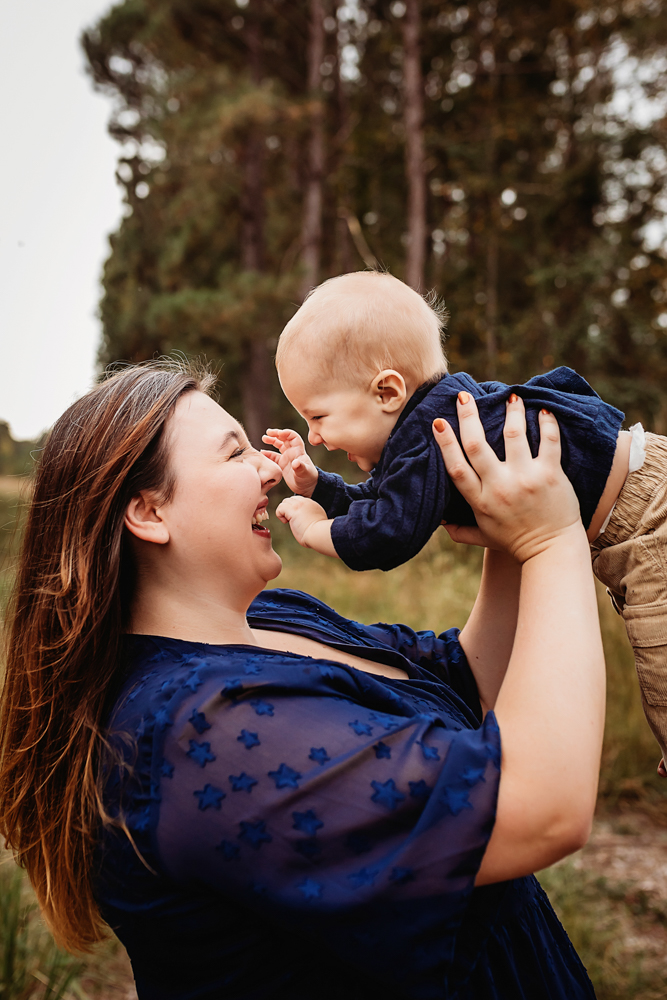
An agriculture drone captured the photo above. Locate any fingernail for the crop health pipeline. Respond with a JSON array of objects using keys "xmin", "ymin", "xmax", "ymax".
[
  {"xmin": 509, "ymin": 393, "xmax": 518, "ymax": 404},
  {"xmin": 433, "ymin": 418, "xmax": 446, "ymax": 432},
  {"xmin": 458, "ymin": 391, "xmax": 470, "ymax": 405},
  {"xmin": 540, "ymin": 408, "xmax": 550, "ymax": 415}
]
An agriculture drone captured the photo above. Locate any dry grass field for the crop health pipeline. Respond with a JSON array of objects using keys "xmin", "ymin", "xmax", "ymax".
[{"xmin": 1, "ymin": 480, "xmax": 666, "ymax": 999}]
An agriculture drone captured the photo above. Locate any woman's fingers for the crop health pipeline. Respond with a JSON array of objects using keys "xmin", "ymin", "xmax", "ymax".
[
  {"xmin": 432, "ymin": 416, "xmax": 481, "ymax": 504},
  {"xmin": 536, "ymin": 408, "xmax": 562, "ymax": 466},
  {"xmin": 455, "ymin": 392, "xmax": 500, "ymax": 480},
  {"xmin": 503, "ymin": 394, "xmax": 532, "ymax": 466}
]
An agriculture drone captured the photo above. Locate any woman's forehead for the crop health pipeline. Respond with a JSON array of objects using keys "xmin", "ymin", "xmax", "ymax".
[{"xmin": 171, "ymin": 392, "xmax": 244, "ymax": 446}]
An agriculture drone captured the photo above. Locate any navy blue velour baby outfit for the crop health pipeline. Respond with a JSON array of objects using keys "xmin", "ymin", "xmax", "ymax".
[
  {"xmin": 312, "ymin": 367, "xmax": 624, "ymax": 571},
  {"xmin": 95, "ymin": 589, "xmax": 595, "ymax": 1000}
]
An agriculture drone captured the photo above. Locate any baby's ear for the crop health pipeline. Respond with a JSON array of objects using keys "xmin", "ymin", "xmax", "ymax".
[{"xmin": 374, "ymin": 370, "xmax": 407, "ymax": 411}]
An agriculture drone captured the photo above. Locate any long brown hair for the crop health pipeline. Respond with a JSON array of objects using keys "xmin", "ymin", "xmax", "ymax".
[{"xmin": 0, "ymin": 358, "xmax": 215, "ymax": 952}]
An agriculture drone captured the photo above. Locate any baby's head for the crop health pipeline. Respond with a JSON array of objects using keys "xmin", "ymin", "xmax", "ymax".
[{"xmin": 276, "ymin": 271, "xmax": 448, "ymax": 472}]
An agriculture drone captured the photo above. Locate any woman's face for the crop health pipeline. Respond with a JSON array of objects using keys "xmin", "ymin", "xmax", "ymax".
[{"xmin": 156, "ymin": 391, "xmax": 283, "ymax": 602}]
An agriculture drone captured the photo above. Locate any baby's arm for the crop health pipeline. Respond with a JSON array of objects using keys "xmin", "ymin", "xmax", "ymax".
[
  {"xmin": 275, "ymin": 495, "xmax": 338, "ymax": 558},
  {"xmin": 261, "ymin": 428, "xmax": 318, "ymax": 497}
]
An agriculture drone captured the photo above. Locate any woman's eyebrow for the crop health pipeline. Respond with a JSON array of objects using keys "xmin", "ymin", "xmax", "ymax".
[{"xmin": 219, "ymin": 430, "xmax": 243, "ymax": 451}]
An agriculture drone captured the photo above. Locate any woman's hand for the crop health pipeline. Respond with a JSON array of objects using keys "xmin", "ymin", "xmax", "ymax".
[
  {"xmin": 432, "ymin": 392, "xmax": 581, "ymax": 564},
  {"xmin": 262, "ymin": 428, "xmax": 319, "ymax": 498}
]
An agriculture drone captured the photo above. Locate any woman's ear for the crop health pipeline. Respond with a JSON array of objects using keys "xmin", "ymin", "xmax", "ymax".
[
  {"xmin": 124, "ymin": 493, "xmax": 170, "ymax": 545},
  {"xmin": 373, "ymin": 370, "xmax": 408, "ymax": 412}
]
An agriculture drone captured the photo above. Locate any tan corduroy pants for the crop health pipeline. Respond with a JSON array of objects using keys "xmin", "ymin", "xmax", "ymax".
[{"xmin": 591, "ymin": 432, "xmax": 667, "ymax": 764}]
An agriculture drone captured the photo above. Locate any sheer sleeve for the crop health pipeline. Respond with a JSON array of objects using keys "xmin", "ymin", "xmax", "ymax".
[
  {"xmin": 360, "ymin": 621, "xmax": 482, "ymax": 718},
  {"xmin": 154, "ymin": 648, "xmax": 500, "ymax": 984}
]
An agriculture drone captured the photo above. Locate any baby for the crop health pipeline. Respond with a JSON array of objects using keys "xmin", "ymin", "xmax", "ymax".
[{"xmin": 264, "ymin": 271, "xmax": 667, "ymax": 771}]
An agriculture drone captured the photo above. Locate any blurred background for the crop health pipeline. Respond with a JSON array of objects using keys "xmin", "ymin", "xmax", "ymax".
[{"xmin": 2, "ymin": 2, "xmax": 667, "ymax": 998}]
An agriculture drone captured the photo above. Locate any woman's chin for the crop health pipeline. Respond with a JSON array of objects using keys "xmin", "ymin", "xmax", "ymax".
[{"xmin": 263, "ymin": 549, "xmax": 283, "ymax": 582}]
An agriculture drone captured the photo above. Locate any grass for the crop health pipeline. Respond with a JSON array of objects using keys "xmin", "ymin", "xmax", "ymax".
[
  {"xmin": 538, "ymin": 860, "xmax": 667, "ymax": 1000},
  {"xmin": 0, "ymin": 861, "xmax": 83, "ymax": 1000},
  {"xmin": 1, "ymin": 481, "xmax": 666, "ymax": 997}
]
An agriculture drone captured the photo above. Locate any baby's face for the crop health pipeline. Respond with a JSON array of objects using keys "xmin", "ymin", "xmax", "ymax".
[{"xmin": 280, "ymin": 374, "xmax": 396, "ymax": 473}]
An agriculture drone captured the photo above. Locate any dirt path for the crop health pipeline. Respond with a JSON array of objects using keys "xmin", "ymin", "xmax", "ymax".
[{"xmin": 568, "ymin": 813, "xmax": 667, "ymax": 985}]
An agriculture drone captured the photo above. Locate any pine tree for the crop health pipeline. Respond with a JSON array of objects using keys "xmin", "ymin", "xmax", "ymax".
[{"xmin": 84, "ymin": 0, "xmax": 667, "ymax": 434}]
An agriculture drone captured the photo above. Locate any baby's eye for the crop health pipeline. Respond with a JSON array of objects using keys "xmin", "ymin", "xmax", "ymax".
[{"xmin": 230, "ymin": 446, "xmax": 246, "ymax": 459}]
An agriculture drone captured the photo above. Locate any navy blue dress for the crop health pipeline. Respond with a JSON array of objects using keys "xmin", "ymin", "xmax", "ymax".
[{"xmin": 96, "ymin": 589, "xmax": 595, "ymax": 999}]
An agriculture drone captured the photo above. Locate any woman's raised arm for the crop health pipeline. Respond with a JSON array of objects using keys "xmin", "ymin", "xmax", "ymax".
[{"xmin": 433, "ymin": 393, "xmax": 605, "ymax": 884}]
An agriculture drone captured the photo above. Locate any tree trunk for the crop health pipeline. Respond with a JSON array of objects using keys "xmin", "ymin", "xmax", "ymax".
[
  {"xmin": 485, "ymin": 230, "xmax": 498, "ymax": 380},
  {"xmin": 300, "ymin": 0, "xmax": 326, "ymax": 300},
  {"xmin": 401, "ymin": 0, "xmax": 426, "ymax": 291},
  {"xmin": 485, "ymin": 53, "xmax": 499, "ymax": 380},
  {"xmin": 239, "ymin": 13, "xmax": 272, "ymax": 446}
]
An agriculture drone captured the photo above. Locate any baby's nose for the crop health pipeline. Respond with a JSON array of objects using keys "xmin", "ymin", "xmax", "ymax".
[{"xmin": 308, "ymin": 428, "xmax": 322, "ymax": 446}]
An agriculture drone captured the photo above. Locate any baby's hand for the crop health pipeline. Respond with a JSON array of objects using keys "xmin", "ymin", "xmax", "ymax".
[
  {"xmin": 262, "ymin": 428, "xmax": 319, "ymax": 498},
  {"xmin": 276, "ymin": 495, "xmax": 330, "ymax": 550}
]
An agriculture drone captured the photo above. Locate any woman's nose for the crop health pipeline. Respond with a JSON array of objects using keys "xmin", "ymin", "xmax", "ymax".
[{"xmin": 258, "ymin": 452, "xmax": 282, "ymax": 489}]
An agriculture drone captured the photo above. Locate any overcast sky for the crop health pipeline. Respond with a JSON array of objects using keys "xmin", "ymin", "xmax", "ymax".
[{"xmin": 0, "ymin": 0, "xmax": 122, "ymax": 440}]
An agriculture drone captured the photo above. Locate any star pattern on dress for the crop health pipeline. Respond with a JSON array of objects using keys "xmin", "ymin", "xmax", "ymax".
[
  {"xmin": 349, "ymin": 720, "xmax": 373, "ymax": 736},
  {"xmin": 160, "ymin": 759, "xmax": 174, "ymax": 779},
  {"xmin": 215, "ymin": 839, "xmax": 240, "ymax": 861},
  {"xmin": 461, "ymin": 765, "xmax": 486, "ymax": 786},
  {"xmin": 189, "ymin": 709, "xmax": 211, "ymax": 734},
  {"xmin": 132, "ymin": 806, "xmax": 151, "ymax": 832},
  {"xmin": 373, "ymin": 741, "xmax": 391, "ymax": 759},
  {"xmin": 221, "ymin": 679, "xmax": 244, "ymax": 699},
  {"xmin": 485, "ymin": 740, "xmax": 501, "ymax": 769},
  {"xmin": 126, "ymin": 680, "xmax": 146, "ymax": 703},
  {"xmin": 441, "ymin": 786, "xmax": 473, "ymax": 816},
  {"xmin": 308, "ymin": 747, "xmax": 330, "ymax": 765},
  {"xmin": 268, "ymin": 763, "xmax": 302, "ymax": 789},
  {"xmin": 348, "ymin": 867, "xmax": 378, "ymax": 888},
  {"xmin": 318, "ymin": 664, "xmax": 335, "ymax": 678},
  {"xmin": 250, "ymin": 699, "xmax": 274, "ymax": 716},
  {"xmin": 186, "ymin": 740, "xmax": 216, "ymax": 768},
  {"xmin": 243, "ymin": 658, "xmax": 264, "ymax": 675},
  {"xmin": 194, "ymin": 783, "xmax": 225, "ymax": 810},
  {"xmin": 237, "ymin": 729, "xmax": 260, "ymax": 749},
  {"xmin": 297, "ymin": 878, "xmax": 323, "ymax": 900},
  {"xmin": 153, "ymin": 707, "xmax": 173, "ymax": 731},
  {"xmin": 369, "ymin": 711, "xmax": 400, "ymax": 730},
  {"xmin": 389, "ymin": 866, "xmax": 415, "ymax": 884},
  {"xmin": 408, "ymin": 779, "xmax": 432, "ymax": 800},
  {"xmin": 182, "ymin": 670, "xmax": 203, "ymax": 692},
  {"xmin": 238, "ymin": 819, "xmax": 272, "ymax": 849},
  {"xmin": 229, "ymin": 772, "xmax": 257, "ymax": 793},
  {"xmin": 370, "ymin": 778, "xmax": 405, "ymax": 810},
  {"xmin": 292, "ymin": 809, "xmax": 323, "ymax": 836},
  {"xmin": 417, "ymin": 741, "xmax": 441, "ymax": 761}
]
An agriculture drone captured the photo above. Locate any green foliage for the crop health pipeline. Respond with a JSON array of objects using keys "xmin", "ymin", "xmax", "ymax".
[
  {"xmin": 0, "ymin": 425, "xmax": 36, "ymax": 479},
  {"xmin": 83, "ymin": 0, "xmax": 667, "ymax": 438}
]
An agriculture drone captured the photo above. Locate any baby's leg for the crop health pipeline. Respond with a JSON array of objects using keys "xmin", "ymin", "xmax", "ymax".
[{"xmin": 591, "ymin": 432, "xmax": 667, "ymax": 769}]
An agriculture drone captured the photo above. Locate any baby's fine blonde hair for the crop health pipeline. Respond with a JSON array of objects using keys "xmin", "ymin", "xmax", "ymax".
[{"xmin": 276, "ymin": 271, "xmax": 448, "ymax": 390}]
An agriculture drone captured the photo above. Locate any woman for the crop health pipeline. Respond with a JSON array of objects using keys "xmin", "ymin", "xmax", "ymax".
[{"xmin": 0, "ymin": 359, "xmax": 605, "ymax": 998}]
